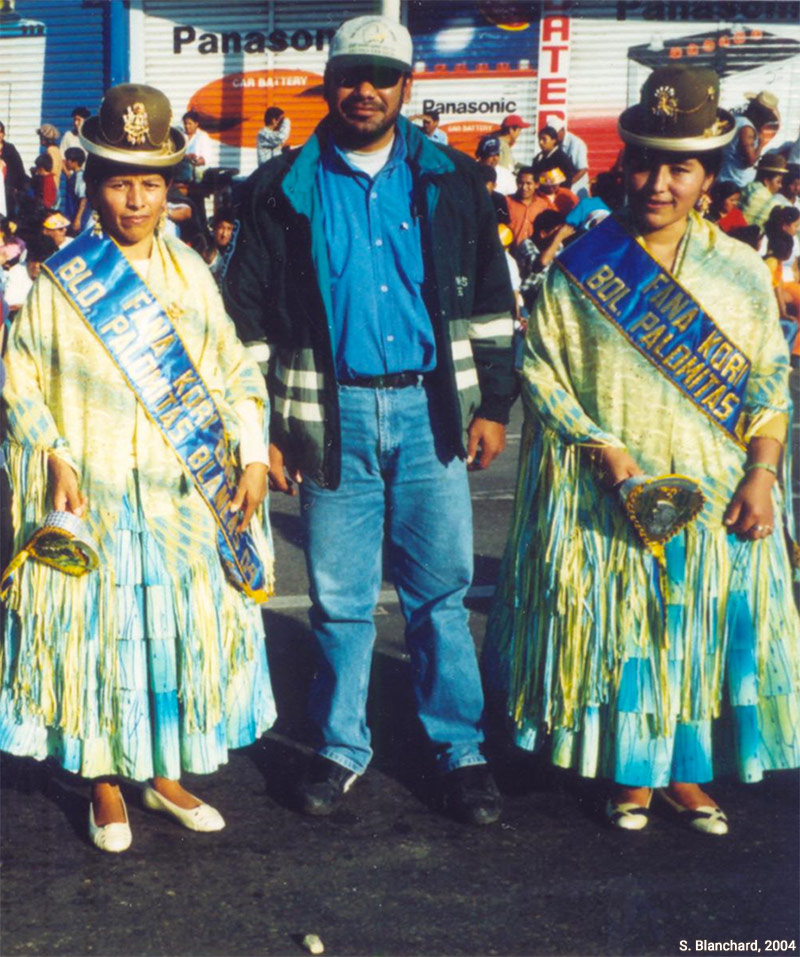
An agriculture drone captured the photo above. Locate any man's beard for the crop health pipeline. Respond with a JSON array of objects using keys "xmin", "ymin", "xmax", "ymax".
[{"xmin": 329, "ymin": 95, "xmax": 400, "ymax": 150}]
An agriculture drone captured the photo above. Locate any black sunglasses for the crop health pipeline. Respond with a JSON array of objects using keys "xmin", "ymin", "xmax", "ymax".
[{"xmin": 331, "ymin": 65, "xmax": 404, "ymax": 89}]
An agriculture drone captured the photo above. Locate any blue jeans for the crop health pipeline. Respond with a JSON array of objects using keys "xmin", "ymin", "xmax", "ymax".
[{"xmin": 299, "ymin": 381, "xmax": 487, "ymax": 776}]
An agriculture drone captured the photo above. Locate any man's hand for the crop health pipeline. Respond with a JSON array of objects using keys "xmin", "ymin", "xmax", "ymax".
[
  {"xmin": 267, "ymin": 442, "xmax": 303, "ymax": 496},
  {"xmin": 48, "ymin": 454, "xmax": 88, "ymax": 516},
  {"xmin": 230, "ymin": 462, "xmax": 269, "ymax": 532},
  {"xmin": 466, "ymin": 418, "xmax": 506, "ymax": 470}
]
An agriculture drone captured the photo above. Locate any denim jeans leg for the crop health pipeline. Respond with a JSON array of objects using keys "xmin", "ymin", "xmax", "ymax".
[
  {"xmin": 384, "ymin": 385, "xmax": 486, "ymax": 774},
  {"xmin": 299, "ymin": 388, "xmax": 385, "ymax": 776}
]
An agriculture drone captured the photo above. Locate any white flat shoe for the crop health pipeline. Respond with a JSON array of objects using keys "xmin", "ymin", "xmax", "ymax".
[
  {"xmin": 89, "ymin": 795, "xmax": 132, "ymax": 853},
  {"xmin": 142, "ymin": 786, "xmax": 225, "ymax": 832},
  {"xmin": 605, "ymin": 798, "xmax": 650, "ymax": 831},
  {"xmin": 657, "ymin": 789, "xmax": 729, "ymax": 836}
]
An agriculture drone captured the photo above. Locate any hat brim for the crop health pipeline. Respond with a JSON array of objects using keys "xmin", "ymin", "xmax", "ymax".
[
  {"xmin": 79, "ymin": 117, "xmax": 186, "ymax": 168},
  {"xmin": 617, "ymin": 105, "xmax": 736, "ymax": 152},
  {"xmin": 327, "ymin": 53, "xmax": 411, "ymax": 73},
  {"xmin": 758, "ymin": 162, "xmax": 787, "ymax": 174}
]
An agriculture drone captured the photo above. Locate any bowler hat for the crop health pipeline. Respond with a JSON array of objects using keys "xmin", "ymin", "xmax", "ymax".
[
  {"xmin": 618, "ymin": 66, "xmax": 735, "ymax": 152},
  {"xmin": 79, "ymin": 84, "xmax": 186, "ymax": 168},
  {"xmin": 756, "ymin": 153, "xmax": 787, "ymax": 176}
]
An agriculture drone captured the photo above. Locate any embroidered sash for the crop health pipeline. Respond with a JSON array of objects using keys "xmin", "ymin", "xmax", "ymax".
[
  {"xmin": 556, "ymin": 216, "xmax": 750, "ymax": 449},
  {"xmin": 44, "ymin": 231, "xmax": 269, "ymax": 602}
]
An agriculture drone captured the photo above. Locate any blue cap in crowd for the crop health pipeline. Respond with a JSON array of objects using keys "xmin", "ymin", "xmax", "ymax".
[{"xmin": 477, "ymin": 136, "xmax": 501, "ymax": 159}]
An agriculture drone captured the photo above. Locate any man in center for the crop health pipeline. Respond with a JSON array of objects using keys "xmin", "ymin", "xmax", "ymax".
[{"xmin": 224, "ymin": 14, "xmax": 515, "ymax": 824}]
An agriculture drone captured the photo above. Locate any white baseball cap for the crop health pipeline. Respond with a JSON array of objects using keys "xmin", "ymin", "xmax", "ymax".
[{"xmin": 328, "ymin": 15, "xmax": 413, "ymax": 72}]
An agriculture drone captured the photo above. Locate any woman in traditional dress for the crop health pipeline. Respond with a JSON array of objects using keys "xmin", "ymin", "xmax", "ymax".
[
  {"xmin": 485, "ymin": 66, "xmax": 799, "ymax": 835},
  {"xmin": 0, "ymin": 85, "xmax": 276, "ymax": 852}
]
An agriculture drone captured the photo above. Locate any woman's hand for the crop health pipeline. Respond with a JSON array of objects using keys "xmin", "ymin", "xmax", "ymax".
[
  {"xmin": 590, "ymin": 446, "xmax": 644, "ymax": 489},
  {"xmin": 724, "ymin": 469, "xmax": 776, "ymax": 540},
  {"xmin": 230, "ymin": 462, "xmax": 268, "ymax": 532},
  {"xmin": 48, "ymin": 454, "xmax": 88, "ymax": 516}
]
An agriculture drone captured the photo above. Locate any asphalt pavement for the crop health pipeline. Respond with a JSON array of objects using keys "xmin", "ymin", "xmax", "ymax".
[{"xmin": 1, "ymin": 403, "xmax": 798, "ymax": 957}]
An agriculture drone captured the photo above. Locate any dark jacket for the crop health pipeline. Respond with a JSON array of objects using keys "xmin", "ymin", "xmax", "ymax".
[
  {"xmin": 1, "ymin": 141, "xmax": 27, "ymax": 217},
  {"xmin": 224, "ymin": 115, "xmax": 515, "ymax": 489}
]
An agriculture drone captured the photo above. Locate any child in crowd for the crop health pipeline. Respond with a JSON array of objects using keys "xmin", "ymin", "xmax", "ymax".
[
  {"xmin": 2, "ymin": 233, "xmax": 58, "ymax": 318},
  {"xmin": 206, "ymin": 207, "xmax": 236, "ymax": 286},
  {"xmin": 36, "ymin": 124, "xmax": 63, "ymax": 209},
  {"xmin": 0, "ymin": 216, "xmax": 25, "ymax": 269},
  {"xmin": 41, "ymin": 211, "xmax": 73, "ymax": 250},
  {"xmin": 63, "ymin": 147, "xmax": 91, "ymax": 234},
  {"xmin": 764, "ymin": 205, "xmax": 800, "ymax": 354},
  {"xmin": 32, "ymin": 154, "xmax": 57, "ymax": 208}
]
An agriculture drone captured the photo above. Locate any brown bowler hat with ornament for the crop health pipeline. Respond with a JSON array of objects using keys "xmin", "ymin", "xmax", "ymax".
[
  {"xmin": 756, "ymin": 153, "xmax": 787, "ymax": 176},
  {"xmin": 618, "ymin": 65, "xmax": 735, "ymax": 152},
  {"xmin": 79, "ymin": 84, "xmax": 186, "ymax": 168}
]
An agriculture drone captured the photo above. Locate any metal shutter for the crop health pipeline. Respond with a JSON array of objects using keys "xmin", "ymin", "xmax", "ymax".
[{"xmin": 137, "ymin": 0, "xmax": 377, "ymax": 175}]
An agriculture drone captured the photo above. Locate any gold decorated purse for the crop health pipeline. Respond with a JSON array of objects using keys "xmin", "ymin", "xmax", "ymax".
[
  {"xmin": 0, "ymin": 510, "xmax": 99, "ymax": 600},
  {"xmin": 618, "ymin": 475, "xmax": 705, "ymax": 561}
]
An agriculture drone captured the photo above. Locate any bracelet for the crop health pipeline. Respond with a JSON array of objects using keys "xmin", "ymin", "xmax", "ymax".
[{"xmin": 744, "ymin": 462, "xmax": 778, "ymax": 476}]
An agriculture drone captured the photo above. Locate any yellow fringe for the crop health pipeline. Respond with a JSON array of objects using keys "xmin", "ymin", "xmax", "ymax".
[
  {"xmin": 3, "ymin": 439, "xmax": 268, "ymax": 741},
  {"xmin": 499, "ymin": 424, "xmax": 768, "ymax": 743}
]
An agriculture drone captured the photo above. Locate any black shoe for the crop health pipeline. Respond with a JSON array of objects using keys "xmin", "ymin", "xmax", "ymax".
[
  {"xmin": 297, "ymin": 755, "xmax": 359, "ymax": 816},
  {"xmin": 441, "ymin": 764, "xmax": 502, "ymax": 826}
]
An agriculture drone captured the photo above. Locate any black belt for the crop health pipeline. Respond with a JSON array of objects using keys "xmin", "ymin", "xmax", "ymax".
[{"xmin": 342, "ymin": 372, "xmax": 420, "ymax": 389}]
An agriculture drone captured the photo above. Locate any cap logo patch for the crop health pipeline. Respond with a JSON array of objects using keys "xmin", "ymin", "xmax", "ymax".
[
  {"xmin": 123, "ymin": 102, "xmax": 150, "ymax": 145},
  {"xmin": 361, "ymin": 22, "xmax": 388, "ymax": 45}
]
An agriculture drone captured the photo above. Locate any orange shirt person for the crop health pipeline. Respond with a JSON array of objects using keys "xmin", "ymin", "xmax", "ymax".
[{"xmin": 506, "ymin": 166, "xmax": 578, "ymax": 247}]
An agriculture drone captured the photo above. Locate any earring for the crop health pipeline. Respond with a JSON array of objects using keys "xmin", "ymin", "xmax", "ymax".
[
  {"xmin": 91, "ymin": 210, "xmax": 103, "ymax": 236},
  {"xmin": 695, "ymin": 192, "xmax": 711, "ymax": 216},
  {"xmin": 157, "ymin": 207, "xmax": 168, "ymax": 233}
]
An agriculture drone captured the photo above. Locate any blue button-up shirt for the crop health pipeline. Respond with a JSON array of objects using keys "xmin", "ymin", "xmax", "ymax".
[{"xmin": 318, "ymin": 133, "xmax": 437, "ymax": 381}]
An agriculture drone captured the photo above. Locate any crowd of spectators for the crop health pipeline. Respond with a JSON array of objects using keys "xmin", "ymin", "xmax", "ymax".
[
  {"xmin": 0, "ymin": 104, "xmax": 250, "ymax": 329},
  {"xmin": 469, "ymin": 92, "xmax": 800, "ymax": 363},
  {"xmin": 3, "ymin": 91, "xmax": 799, "ymax": 352}
]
